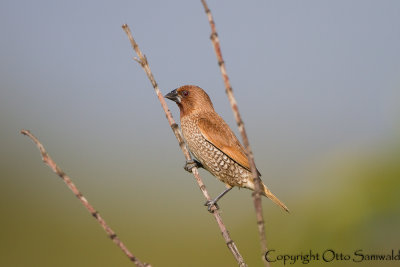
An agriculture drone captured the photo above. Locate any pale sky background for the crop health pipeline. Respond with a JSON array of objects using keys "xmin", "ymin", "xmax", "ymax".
[
  {"xmin": 2, "ymin": 0, "xmax": 399, "ymax": 181},
  {"xmin": 1, "ymin": 1, "xmax": 399, "ymax": 266}
]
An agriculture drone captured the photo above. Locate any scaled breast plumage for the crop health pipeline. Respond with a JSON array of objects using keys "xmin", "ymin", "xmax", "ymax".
[{"xmin": 181, "ymin": 113, "xmax": 251, "ymax": 187}]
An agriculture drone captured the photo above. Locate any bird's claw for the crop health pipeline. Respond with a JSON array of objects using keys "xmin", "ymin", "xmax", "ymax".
[
  {"xmin": 204, "ymin": 200, "xmax": 219, "ymax": 212},
  {"xmin": 184, "ymin": 159, "xmax": 203, "ymax": 172}
]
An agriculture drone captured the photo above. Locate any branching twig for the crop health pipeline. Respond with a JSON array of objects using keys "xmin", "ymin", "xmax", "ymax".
[
  {"xmin": 122, "ymin": 24, "xmax": 247, "ymax": 267},
  {"xmin": 20, "ymin": 129, "xmax": 150, "ymax": 267},
  {"xmin": 200, "ymin": 0, "xmax": 269, "ymax": 265}
]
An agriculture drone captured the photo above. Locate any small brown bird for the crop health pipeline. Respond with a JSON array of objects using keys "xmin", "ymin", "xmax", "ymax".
[{"xmin": 165, "ymin": 85, "xmax": 288, "ymax": 212}]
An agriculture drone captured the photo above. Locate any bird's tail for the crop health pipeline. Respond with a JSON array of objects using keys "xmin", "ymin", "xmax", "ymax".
[{"xmin": 261, "ymin": 183, "xmax": 289, "ymax": 212}]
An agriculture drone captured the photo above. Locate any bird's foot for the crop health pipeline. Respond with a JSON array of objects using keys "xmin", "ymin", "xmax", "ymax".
[
  {"xmin": 204, "ymin": 200, "xmax": 219, "ymax": 213},
  {"xmin": 203, "ymin": 187, "xmax": 232, "ymax": 213},
  {"xmin": 184, "ymin": 159, "xmax": 203, "ymax": 172}
]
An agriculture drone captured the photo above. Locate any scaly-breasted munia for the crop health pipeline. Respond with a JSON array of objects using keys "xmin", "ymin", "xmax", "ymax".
[{"xmin": 165, "ymin": 85, "xmax": 288, "ymax": 212}]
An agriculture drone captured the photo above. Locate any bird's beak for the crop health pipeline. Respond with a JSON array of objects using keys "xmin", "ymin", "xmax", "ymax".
[{"xmin": 165, "ymin": 89, "xmax": 181, "ymax": 103}]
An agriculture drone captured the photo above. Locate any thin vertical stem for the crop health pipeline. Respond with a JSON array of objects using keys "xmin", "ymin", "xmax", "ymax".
[
  {"xmin": 122, "ymin": 24, "xmax": 247, "ymax": 267},
  {"xmin": 200, "ymin": 1, "xmax": 269, "ymax": 265}
]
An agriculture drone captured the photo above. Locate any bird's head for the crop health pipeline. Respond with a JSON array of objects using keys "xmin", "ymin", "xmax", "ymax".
[{"xmin": 165, "ymin": 85, "xmax": 214, "ymax": 116}]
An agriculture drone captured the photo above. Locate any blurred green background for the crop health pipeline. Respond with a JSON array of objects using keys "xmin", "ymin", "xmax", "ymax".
[{"xmin": 1, "ymin": 0, "xmax": 399, "ymax": 266}]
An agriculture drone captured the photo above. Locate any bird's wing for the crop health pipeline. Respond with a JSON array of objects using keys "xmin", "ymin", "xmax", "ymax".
[{"xmin": 197, "ymin": 114, "xmax": 251, "ymax": 171}]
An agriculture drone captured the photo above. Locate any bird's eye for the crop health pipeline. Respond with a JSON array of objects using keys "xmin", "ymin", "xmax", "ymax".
[{"xmin": 182, "ymin": 90, "xmax": 189, "ymax": 97}]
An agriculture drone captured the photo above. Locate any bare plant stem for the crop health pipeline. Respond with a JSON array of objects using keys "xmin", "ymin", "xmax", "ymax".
[
  {"xmin": 20, "ymin": 129, "xmax": 150, "ymax": 267},
  {"xmin": 122, "ymin": 24, "xmax": 247, "ymax": 267},
  {"xmin": 200, "ymin": 1, "xmax": 269, "ymax": 265}
]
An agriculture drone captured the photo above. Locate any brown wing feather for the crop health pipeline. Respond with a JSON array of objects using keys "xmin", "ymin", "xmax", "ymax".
[{"xmin": 197, "ymin": 113, "xmax": 251, "ymax": 171}]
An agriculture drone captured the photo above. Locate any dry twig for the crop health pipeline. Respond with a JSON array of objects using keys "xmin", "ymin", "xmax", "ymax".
[
  {"xmin": 200, "ymin": 0, "xmax": 269, "ymax": 265},
  {"xmin": 20, "ymin": 129, "xmax": 150, "ymax": 267},
  {"xmin": 122, "ymin": 24, "xmax": 247, "ymax": 267}
]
